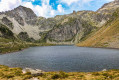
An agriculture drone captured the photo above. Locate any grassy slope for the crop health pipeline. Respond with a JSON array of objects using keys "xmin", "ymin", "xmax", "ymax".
[
  {"xmin": 77, "ymin": 15, "xmax": 119, "ymax": 48},
  {"xmin": 0, "ymin": 37, "xmax": 55, "ymax": 54},
  {"xmin": 0, "ymin": 65, "xmax": 119, "ymax": 80}
]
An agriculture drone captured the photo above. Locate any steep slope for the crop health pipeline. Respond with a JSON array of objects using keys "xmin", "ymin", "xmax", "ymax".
[
  {"xmin": 77, "ymin": 8, "xmax": 119, "ymax": 48},
  {"xmin": 0, "ymin": 6, "xmax": 41, "ymax": 40},
  {"xmin": 97, "ymin": 0, "xmax": 119, "ymax": 14},
  {"xmin": 46, "ymin": 11, "xmax": 109, "ymax": 44}
]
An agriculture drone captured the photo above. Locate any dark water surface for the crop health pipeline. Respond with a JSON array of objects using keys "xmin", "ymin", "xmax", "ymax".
[{"xmin": 0, "ymin": 46, "xmax": 119, "ymax": 72}]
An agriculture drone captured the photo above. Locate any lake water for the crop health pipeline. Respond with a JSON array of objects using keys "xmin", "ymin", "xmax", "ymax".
[{"xmin": 0, "ymin": 46, "xmax": 119, "ymax": 72}]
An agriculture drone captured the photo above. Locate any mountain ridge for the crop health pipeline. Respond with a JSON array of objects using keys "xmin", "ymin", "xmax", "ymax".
[{"xmin": 0, "ymin": 0, "xmax": 119, "ymax": 48}]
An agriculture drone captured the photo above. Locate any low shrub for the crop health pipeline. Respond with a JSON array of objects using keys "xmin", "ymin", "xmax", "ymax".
[
  {"xmin": 51, "ymin": 71, "xmax": 68, "ymax": 79},
  {"xmin": 51, "ymin": 74, "xmax": 61, "ymax": 79},
  {"xmin": 92, "ymin": 72, "xmax": 100, "ymax": 76},
  {"xmin": 4, "ymin": 74, "xmax": 14, "ymax": 78}
]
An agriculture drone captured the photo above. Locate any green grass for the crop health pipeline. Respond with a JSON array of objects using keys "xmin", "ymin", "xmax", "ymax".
[{"xmin": 0, "ymin": 37, "xmax": 55, "ymax": 54}]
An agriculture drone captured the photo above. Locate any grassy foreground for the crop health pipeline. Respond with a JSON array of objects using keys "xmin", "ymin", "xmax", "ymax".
[{"xmin": 0, "ymin": 65, "xmax": 119, "ymax": 80}]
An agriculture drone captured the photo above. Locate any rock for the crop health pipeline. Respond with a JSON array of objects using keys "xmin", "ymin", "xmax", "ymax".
[
  {"xmin": 22, "ymin": 68, "xmax": 44, "ymax": 77},
  {"xmin": 2, "ymin": 17, "xmax": 14, "ymax": 29},
  {"xmin": 102, "ymin": 69, "xmax": 107, "ymax": 71}
]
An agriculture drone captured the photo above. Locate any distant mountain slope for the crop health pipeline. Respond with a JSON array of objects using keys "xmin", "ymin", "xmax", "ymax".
[{"xmin": 77, "ymin": 8, "xmax": 119, "ymax": 48}]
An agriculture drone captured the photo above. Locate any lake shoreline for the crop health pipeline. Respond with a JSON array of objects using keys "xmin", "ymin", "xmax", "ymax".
[
  {"xmin": 1, "ymin": 46, "xmax": 119, "ymax": 79},
  {"xmin": 1, "ymin": 45, "xmax": 119, "ymax": 72},
  {"xmin": 1, "ymin": 43, "xmax": 119, "ymax": 54},
  {"xmin": 0, "ymin": 43, "xmax": 56, "ymax": 54},
  {"xmin": 77, "ymin": 46, "xmax": 119, "ymax": 50}
]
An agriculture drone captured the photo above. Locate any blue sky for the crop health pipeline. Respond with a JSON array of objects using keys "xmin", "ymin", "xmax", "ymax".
[{"xmin": 0, "ymin": 0, "xmax": 114, "ymax": 18}]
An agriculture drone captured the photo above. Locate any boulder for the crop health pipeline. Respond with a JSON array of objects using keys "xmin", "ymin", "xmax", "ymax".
[{"xmin": 22, "ymin": 68, "xmax": 44, "ymax": 77}]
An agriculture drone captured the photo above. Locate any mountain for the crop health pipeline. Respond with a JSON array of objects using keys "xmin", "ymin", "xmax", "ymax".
[
  {"xmin": 77, "ymin": 0, "xmax": 119, "ymax": 48},
  {"xmin": 0, "ymin": 6, "xmax": 40, "ymax": 41},
  {"xmin": 0, "ymin": 0, "xmax": 119, "ymax": 47}
]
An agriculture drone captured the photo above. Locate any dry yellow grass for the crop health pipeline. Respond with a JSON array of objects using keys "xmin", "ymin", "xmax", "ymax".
[{"xmin": 1, "ymin": 65, "xmax": 119, "ymax": 80}]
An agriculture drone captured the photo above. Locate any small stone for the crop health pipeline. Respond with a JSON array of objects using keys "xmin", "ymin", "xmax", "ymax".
[
  {"xmin": 29, "ymin": 77, "xmax": 39, "ymax": 80},
  {"xmin": 102, "ymin": 69, "xmax": 107, "ymax": 71}
]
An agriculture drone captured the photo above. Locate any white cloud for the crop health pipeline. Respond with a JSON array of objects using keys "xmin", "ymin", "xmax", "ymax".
[
  {"xmin": 31, "ymin": 0, "xmax": 35, "ymax": 2},
  {"xmin": 0, "ymin": 0, "xmax": 22, "ymax": 12},
  {"xmin": 106, "ymin": 0, "xmax": 114, "ymax": 1},
  {"xmin": 57, "ymin": 4, "xmax": 64, "ymax": 13},
  {"xmin": 0, "ymin": 0, "xmax": 115, "ymax": 18},
  {"xmin": 0, "ymin": 0, "xmax": 57, "ymax": 18},
  {"xmin": 23, "ymin": 0, "xmax": 56, "ymax": 18},
  {"xmin": 60, "ymin": 0, "xmax": 79, "ymax": 5},
  {"xmin": 23, "ymin": 2, "xmax": 34, "ymax": 9},
  {"xmin": 82, "ymin": 0, "xmax": 93, "ymax": 3},
  {"xmin": 59, "ymin": 0, "xmax": 94, "ymax": 6},
  {"xmin": 23, "ymin": 0, "xmax": 65, "ymax": 18}
]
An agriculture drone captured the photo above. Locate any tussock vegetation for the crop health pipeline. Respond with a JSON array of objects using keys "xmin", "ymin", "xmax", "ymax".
[{"xmin": 1, "ymin": 65, "xmax": 119, "ymax": 80}]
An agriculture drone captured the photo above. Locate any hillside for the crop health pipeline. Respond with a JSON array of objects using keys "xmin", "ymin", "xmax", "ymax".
[
  {"xmin": 77, "ymin": 8, "xmax": 119, "ymax": 48},
  {"xmin": 0, "ymin": 3, "xmax": 111, "ymax": 44},
  {"xmin": 0, "ymin": 0, "xmax": 119, "ymax": 52}
]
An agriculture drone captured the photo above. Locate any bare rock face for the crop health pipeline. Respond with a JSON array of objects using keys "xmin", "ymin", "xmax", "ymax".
[
  {"xmin": 2, "ymin": 17, "xmax": 14, "ymax": 29},
  {"xmin": 115, "ymin": 0, "xmax": 119, "ymax": 2},
  {"xmin": 48, "ymin": 19, "xmax": 80, "ymax": 42},
  {"xmin": 97, "ymin": 0, "xmax": 119, "ymax": 14},
  {"xmin": 2, "ymin": 6, "xmax": 37, "ymax": 26}
]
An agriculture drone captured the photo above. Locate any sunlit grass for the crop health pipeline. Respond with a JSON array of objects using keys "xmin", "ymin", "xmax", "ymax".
[{"xmin": 1, "ymin": 65, "xmax": 119, "ymax": 80}]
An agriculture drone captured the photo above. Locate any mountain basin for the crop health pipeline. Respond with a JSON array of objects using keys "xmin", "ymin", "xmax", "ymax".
[{"xmin": 0, "ymin": 46, "xmax": 119, "ymax": 72}]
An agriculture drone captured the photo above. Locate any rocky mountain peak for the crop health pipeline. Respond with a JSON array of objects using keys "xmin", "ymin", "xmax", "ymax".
[
  {"xmin": 12, "ymin": 5, "xmax": 37, "ymax": 20},
  {"xmin": 115, "ymin": 0, "xmax": 119, "ymax": 2},
  {"xmin": 97, "ymin": 0, "xmax": 119, "ymax": 14},
  {"xmin": 2, "ymin": 5, "xmax": 37, "ymax": 26}
]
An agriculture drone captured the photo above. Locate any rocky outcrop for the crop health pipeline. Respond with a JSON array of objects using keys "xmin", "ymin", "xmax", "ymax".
[
  {"xmin": 2, "ymin": 17, "xmax": 14, "ymax": 29},
  {"xmin": 2, "ymin": 6, "xmax": 37, "ymax": 26},
  {"xmin": 22, "ymin": 68, "xmax": 44, "ymax": 77},
  {"xmin": 97, "ymin": 0, "xmax": 119, "ymax": 14},
  {"xmin": 0, "ymin": 23, "xmax": 14, "ymax": 39}
]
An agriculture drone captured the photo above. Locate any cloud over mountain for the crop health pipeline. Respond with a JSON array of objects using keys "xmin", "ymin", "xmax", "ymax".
[{"xmin": 0, "ymin": 0, "xmax": 115, "ymax": 18}]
